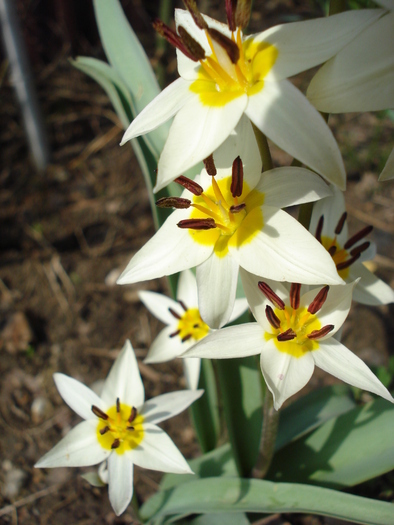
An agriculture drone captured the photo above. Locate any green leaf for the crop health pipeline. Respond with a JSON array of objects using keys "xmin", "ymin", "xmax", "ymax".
[
  {"xmin": 176, "ymin": 513, "xmax": 250, "ymax": 524},
  {"xmin": 267, "ymin": 397, "xmax": 394, "ymax": 488},
  {"xmin": 215, "ymin": 357, "xmax": 263, "ymax": 477},
  {"xmin": 276, "ymin": 384, "xmax": 356, "ymax": 450},
  {"xmin": 92, "ymin": 0, "xmax": 167, "ymax": 158},
  {"xmin": 189, "ymin": 359, "xmax": 220, "ymax": 453},
  {"xmin": 140, "ymin": 477, "xmax": 393, "ymax": 524}
]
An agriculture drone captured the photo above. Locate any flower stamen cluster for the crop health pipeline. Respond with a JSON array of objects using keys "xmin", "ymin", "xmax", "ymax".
[{"xmin": 168, "ymin": 301, "xmax": 210, "ymax": 342}]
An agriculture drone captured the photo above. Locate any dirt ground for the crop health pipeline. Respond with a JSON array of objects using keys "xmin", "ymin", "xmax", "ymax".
[{"xmin": 0, "ymin": 1, "xmax": 393, "ymax": 524}]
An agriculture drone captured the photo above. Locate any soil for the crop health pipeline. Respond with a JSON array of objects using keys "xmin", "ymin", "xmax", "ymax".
[{"xmin": 0, "ymin": 1, "xmax": 393, "ymax": 524}]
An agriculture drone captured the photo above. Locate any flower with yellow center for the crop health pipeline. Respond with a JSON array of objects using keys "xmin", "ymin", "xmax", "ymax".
[
  {"xmin": 35, "ymin": 340, "xmax": 203, "ymax": 516},
  {"xmin": 309, "ymin": 185, "xmax": 394, "ymax": 305},
  {"xmin": 118, "ymin": 119, "xmax": 342, "ymax": 329},
  {"xmin": 184, "ymin": 270, "xmax": 394, "ymax": 410},
  {"xmin": 139, "ymin": 269, "xmax": 248, "ymax": 389},
  {"xmin": 120, "ymin": 3, "xmax": 382, "ymax": 191}
]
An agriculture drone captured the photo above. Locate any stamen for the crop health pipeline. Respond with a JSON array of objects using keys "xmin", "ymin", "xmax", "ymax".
[
  {"xmin": 226, "ymin": 0, "xmax": 237, "ymax": 31},
  {"xmin": 177, "ymin": 218, "xmax": 217, "ymax": 230},
  {"xmin": 182, "ymin": 0, "xmax": 208, "ymax": 30},
  {"xmin": 328, "ymin": 245, "xmax": 337, "ymax": 256},
  {"xmin": 308, "ymin": 286, "xmax": 329, "ymax": 315},
  {"xmin": 258, "ymin": 282, "xmax": 285, "ymax": 310},
  {"xmin": 111, "ymin": 438, "xmax": 121, "ymax": 449},
  {"xmin": 235, "ymin": 0, "xmax": 252, "ymax": 29},
  {"xmin": 207, "ymin": 28, "xmax": 240, "ymax": 64},
  {"xmin": 193, "ymin": 323, "xmax": 200, "ymax": 328},
  {"xmin": 315, "ymin": 216, "xmax": 324, "ymax": 243},
  {"xmin": 277, "ymin": 328, "xmax": 297, "ymax": 342},
  {"xmin": 203, "ymin": 154, "xmax": 217, "ymax": 176},
  {"xmin": 336, "ymin": 253, "xmax": 361, "ymax": 271},
  {"xmin": 169, "ymin": 307, "xmax": 181, "ymax": 319},
  {"xmin": 153, "ymin": 19, "xmax": 198, "ymax": 62},
  {"xmin": 344, "ymin": 225, "xmax": 373, "ymax": 249},
  {"xmin": 178, "ymin": 26, "xmax": 206, "ymax": 60},
  {"xmin": 265, "ymin": 305, "xmax": 281, "ymax": 329},
  {"xmin": 290, "ymin": 283, "xmax": 301, "ymax": 310},
  {"xmin": 335, "ymin": 212, "xmax": 347, "ymax": 235},
  {"xmin": 350, "ymin": 241, "xmax": 370, "ymax": 257},
  {"xmin": 182, "ymin": 333, "xmax": 192, "ymax": 342},
  {"xmin": 99, "ymin": 425, "xmax": 110, "ymax": 435},
  {"xmin": 92, "ymin": 405, "xmax": 109, "ymax": 420},
  {"xmin": 126, "ymin": 426, "xmax": 135, "ymax": 431},
  {"xmin": 230, "ymin": 203, "xmax": 246, "ymax": 213},
  {"xmin": 307, "ymin": 324, "xmax": 334, "ymax": 340},
  {"xmin": 169, "ymin": 329, "xmax": 181, "ymax": 338},
  {"xmin": 178, "ymin": 300, "xmax": 188, "ymax": 311},
  {"xmin": 156, "ymin": 197, "xmax": 191, "ymax": 209},
  {"xmin": 231, "ymin": 156, "xmax": 243, "ymax": 197},
  {"xmin": 174, "ymin": 176, "xmax": 203, "ymax": 196},
  {"xmin": 128, "ymin": 407, "xmax": 137, "ymax": 423},
  {"xmin": 116, "ymin": 398, "xmax": 120, "ymax": 413}
]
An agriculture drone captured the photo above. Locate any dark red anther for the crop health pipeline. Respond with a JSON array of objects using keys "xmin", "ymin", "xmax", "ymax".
[
  {"xmin": 290, "ymin": 283, "xmax": 301, "ymax": 310},
  {"xmin": 116, "ymin": 398, "xmax": 120, "ymax": 413},
  {"xmin": 178, "ymin": 300, "xmax": 188, "ymax": 311},
  {"xmin": 350, "ymin": 241, "xmax": 370, "ymax": 257},
  {"xmin": 182, "ymin": 333, "xmax": 192, "ymax": 343},
  {"xmin": 177, "ymin": 218, "xmax": 217, "ymax": 230},
  {"xmin": 178, "ymin": 26, "xmax": 206, "ymax": 60},
  {"xmin": 230, "ymin": 203, "xmax": 246, "ymax": 213},
  {"xmin": 226, "ymin": 0, "xmax": 237, "ymax": 31},
  {"xmin": 265, "ymin": 305, "xmax": 281, "ymax": 329},
  {"xmin": 336, "ymin": 253, "xmax": 361, "ymax": 271},
  {"xmin": 127, "ymin": 425, "xmax": 135, "ymax": 431},
  {"xmin": 174, "ymin": 176, "xmax": 204, "ymax": 196},
  {"xmin": 235, "ymin": 0, "xmax": 252, "ymax": 29},
  {"xmin": 335, "ymin": 212, "xmax": 347, "ymax": 235},
  {"xmin": 308, "ymin": 286, "xmax": 329, "ymax": 315},
  {"xmin": 258, "ymin": 282, "xmax": 285, "ymax": 310},
  {"xmin": 231, "ymin": 156, "xmax": 243, "ymax": 197},
  {"xmin": 156, "ymin": 197, "xmax": 191, "ymax": 209},
  {"xmin": 169, "ymin": 307, "xmax": 181, "ymax": 320},
  {"xmin": 203, "ymin": 154, "xmax": 217, "ymax": 176},
  {"xmin": 277, "ymin": 328, "xmax": 297, "ymax": 342},
  {"xmin": 169, "ymin": 329, "xmax": 181, "ymax": 338},
  {"xmin": 207, "ymin": 28, "xmax": 240, "ymax": 64},
  {"xmin": 328, "ymin": 245, "xmax": 337, "ymax": 256},
  {"xmin": 92, "ymin": 405, "xmax": 109, "ymax": 420},
  {"xmin": 128, "ymin": 406, "xmax": 137, "ymax": 423},
  {"xmin": 182, "ymin": 0, "xmax": 208, "ymax": 29},
  {"xmin": 193, "ymin": 323, "xmax": 200, "ymax": 328},
  {"xmin": 307, "ymin": 324, "xmax": 334, "ymax": 340},
  {"xmin": 315, "ymin": 215, "xmax": 324, "ymax": 243},
  {"xmin": 99, "ymin": 425, "xmax": 110, "ymax": 435},
  {"xmin": 153, "ymin": 19, "xmax": 198, "ymax": 62},
  {"xmin": 111, "ymin": 438, "xmax": 121, "ymax": 449},
  {"xmin": 344, "ymin": 225, "xmax": 373, "ymax": 249}
]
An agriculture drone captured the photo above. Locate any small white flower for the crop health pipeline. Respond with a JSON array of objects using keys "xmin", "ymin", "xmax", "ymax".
[
  {"xmin": 309, "ymin": 185, "xmax": 394, "ymax": 305},
  {"xmin": 35, "ymin": 341, "xmax": 203, "ymax": 516},
  {"xmin": 139, "ymin": 269, "xmax": 248, "ymax": 389},
  {"xmin": 185, "ymin": 271, "xmax": 394, "ymax": 410}
]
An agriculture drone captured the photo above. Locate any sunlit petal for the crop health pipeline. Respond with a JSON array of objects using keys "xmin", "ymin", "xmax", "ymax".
[
  {"xmin": 108, "ymin": 452, "xmax": 134, "ymax": 516},
  {"xmin": 139, "ymin": 291, "xmax": 182, "ymax": 325},
  {"xmin": 349, "ymin": 263, "xmax": 394, "ymax": 305},
  {"xmin": 141, "ymin": 390, "xmax": 203, "ymax": 424},
  {"xmin": 54, "ymin": 374, "xmax": 105, "ymax": 421}
]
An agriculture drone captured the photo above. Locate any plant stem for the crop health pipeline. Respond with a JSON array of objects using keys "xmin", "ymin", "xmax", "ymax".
[
  {"xmin": 251, "ymin": 123, "xmax": 273, "ymax": 171},
  {"xmin": 252, "ymin": 389, "xmax": 279, "ymax": 479}
]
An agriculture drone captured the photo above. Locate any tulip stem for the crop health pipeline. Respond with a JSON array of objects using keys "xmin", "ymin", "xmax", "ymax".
[
  {"xmin": 253, "ymin": 388, "xmax": 279, "ymax": 479},
  {"xmin": 251, "ymin": 123, "xmax": 273, "ymax": 171}
]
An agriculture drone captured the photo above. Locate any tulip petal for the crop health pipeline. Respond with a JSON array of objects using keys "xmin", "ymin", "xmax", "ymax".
[
  {"xmin": 139, "ymin": 291, "xmax": 183, "ymax": 325},
  {"xmin": 144, "ymin": 326, "xmax": 187, "ymax": 363},
  {"xmin": 260, "ymin": 342, "xmax": 315, "ymax": 410},
  {"xmin": 349, "ymin": 263, "xmax": 394, "ymax": 305},
  {"xmin": 196, "ymin": 252, "xmax": 239, "ymax": 329},
  {"xmin": 101, "ymin": 340, "xmax": 145, "ymax": 409},
  {"xmin": 183, "ymin": 358, "xmax": 201, "ymax": 390},
  {"xmin": 228, "ymin": 297, "xmax": 249, "ymax": 323},
  {"xmin": 54, "ymin": 374, "xmax": 105, "ymax": 421},
  {"xmin": 35, "ymin": 420, "xmax": 109, "ymax": 468},
  {"xmin": 309, "ymin": 186, "xmax": 348, "ymax": 246},
  {"xmin": 313, "ymin": 340, "xmax": 394, "ymax": 403},
  {"xmin": 130, "ymin": 423, "xmax": 193, "ymax": 473},
  {"xmin": 177, "ymin": 269, "xmax": 199, "ymax": 307},
  {"xmin": 108, "ymin": 452, "xmax": 134, "ymax": 516},
  {"xmin": 379, "ymin": 148, "xmax": 394, "ymax": 182},
  {"xmin": 141, "ymin": 390, "xmax": 203, "ymax": 424},
  {"xmin": 245, "ymin": 80, "xmax": 346, "ymax": 189}
]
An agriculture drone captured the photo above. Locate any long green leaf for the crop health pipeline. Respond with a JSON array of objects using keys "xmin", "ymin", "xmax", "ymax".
[
  {"xmin": 267, "ymin": 397, "xmax": 394, "ymax": 488},
  {"xmin": 140, "ymin": 477, "xmax": 393, "ymax": 524},
  {"xmin": 176, "ymin": 513, "xmax": 250, "ymax": 525}
]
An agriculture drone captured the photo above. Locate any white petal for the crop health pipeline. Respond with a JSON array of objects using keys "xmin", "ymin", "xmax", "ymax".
[
  {"xmin": 177, "ymin": 269, "xmax": 198, "ymax": 307},
  {"xmin": 228, "ymin": 297, "xmax": 249, "ymax": 323},
  {"xmin": 350, "ymin": 263, "xmax": 394, "ymax": 305},
  {"xmin": 35, "ymin": 420, "xmax": 109, "ymax": 468},
  {"xmin": 120, "ymin": 77, "xmax": 193, "ymax": 145},
  {"xmin": 139, "ymin": 290, "xmax": 182, "ymax": 325},
  {"xmin": 313, "ymin": 340, "xmax": 394, "ymax": 403},
  {"xmin": 144, "ymin": 326, "xmax": 187, "ymax": 363},
  {"xmin": 130, "ymin": 423, "xmax": 193, "ymax": 474},
  {"xmin": 141, "ymin": 390, "xmax": 203, "ymax": 424},
  {"xmin": 183, "ymin": 358, "xmax": 201, "ymax": 390},
  {"xmin": 379, "ymin": 148, "xmax": 394, "ymax": 182},
  {"xmin": 307, "ymin": 12, "xmax": 394, "ymax": 112},
  {"xmin": 108, "ymin": 452, "xmax": 134, "ymax": 516},
  {"xmin": 117, "ymin": 210, "xmax": 213, "ymax": 285},
  {"xmin": 184, "ymin": 323, "xmax": 264, "ymax": 358},
  {"xmin": 196, "ymin": 253, "xmax": 239, "ymax": 329},
  {"xmin": 256, "ymin": 9, "xmax": 384, "ymax": 81},
  {"xmin": 245, "ymin": 80, "xmax": 346, "ymax": 189},
  {"xmin": 101, "ymin": 340, "xmax": 145, "ymax": 409},
  {"xmin": 155, "ymin": 95, "xmax": 247, "ymax": 191},
  {"xmin": 260, "ymin": 342, "xmax": 315, "ymax": 410},
  {"xmin": 309, "ymin": 186, "xmax": 348, "ymax": 246},
  {"xmin": 256, "ymin": 167, "xmax": 333, "ymax": 208},
  {"xmin": 233, "ymin": 206, "xmax": 343, "ymax": 285},
  {"xmin": 53, "ymin": 374, "xmax": 105, "ymax": 421}
]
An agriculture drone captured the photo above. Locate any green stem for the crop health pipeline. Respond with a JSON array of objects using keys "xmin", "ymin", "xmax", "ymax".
[
  {"xmin": 253, "ymin": 389, "xmax": 279, "ymax": 479},
  {"xmin": 251, "ymin": 123, "xmax": 273, "ymax": 171}
]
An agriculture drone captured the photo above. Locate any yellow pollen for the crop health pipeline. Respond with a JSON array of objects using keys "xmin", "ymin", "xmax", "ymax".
[
  {"xmin": 321, "ymin": 236, "xmax": 350, "ymax": 279},
  {"xmin": 264, "ymin": 306, "xmax": 322, "ymax": 358},
  {"xmin": 177, "ymin": 307, "xmax": 210, "ymax": 341},
  {"xmin": 96, "ymin": 403, "xmax": 144, "ymax": 454}
]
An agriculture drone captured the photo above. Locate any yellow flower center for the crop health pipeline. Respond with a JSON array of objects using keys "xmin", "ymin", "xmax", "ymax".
[
  {"xmin": 188, "ymin": 176, "xmax": 265, "ymax": 257},
  {"xmin": 190, "ymin": 28, "xmax": 278, "ymax": 106},
  {"xmin": 265, "ymin": 306, "xmax": 322, "ymax": 358},
  {"xmin": 176, "ymin": 307, "xmax": 210, "ymax": 341},
  {"xmin": 321, "ymin": 236, "xmax": 350, "ymax": 279},
  {"xmin": 96, "ymin": 402, "xmax": 144, "ymax": 455}
]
